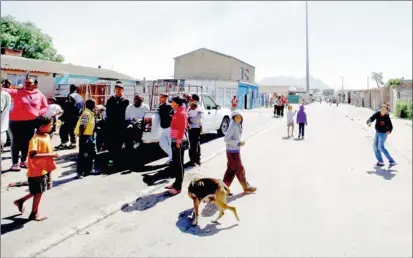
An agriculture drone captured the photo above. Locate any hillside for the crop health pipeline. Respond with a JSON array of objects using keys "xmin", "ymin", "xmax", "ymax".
[{"xmin": 258, "ymin": 76, "xmax": 331, "ymax": 89}]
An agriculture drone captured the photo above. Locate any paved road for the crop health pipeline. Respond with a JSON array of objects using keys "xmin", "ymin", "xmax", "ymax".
[
  {"xmin": 1, "ymin": 108, "xmax": 279, "ymax": 257},
  {"xmin": 34, "ymin": 103, "xmax": 412, "ymax": 257}
]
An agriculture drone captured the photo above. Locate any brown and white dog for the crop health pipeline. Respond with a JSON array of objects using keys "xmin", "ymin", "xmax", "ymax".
[{"xmin": 188, "ymin": 177, "xmax": 240, "ymax": 226}]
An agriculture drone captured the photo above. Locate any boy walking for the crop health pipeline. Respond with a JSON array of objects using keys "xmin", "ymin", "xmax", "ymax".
[
  {"xmin": 367, "ymin": 104, "xmax": 397, "ymax": 167},
  {"xmin": 75, "ymin": 99, "xmax": 97, "ymax": 179},
  {"xmin": 286, "ymin": 105, "xmax": 297, "ymax": 138},
  {"xmin": 13, "ymin": 116, "xmax": 57, "ymax": 221},
  {"xmin": 296, "ymin": 105, "xmax": 308, "ymax": 139}
]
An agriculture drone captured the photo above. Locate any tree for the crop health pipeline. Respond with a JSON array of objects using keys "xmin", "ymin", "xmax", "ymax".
[
  {"xmin": 371, "ymin": 72, "xmax": 384, "ymax": 88},
  {"xmin": 322, "ymin": 88, "xmax": 335, "ymax": 97},
  {"xmin": 386, "ymin": 78, "xmax": 402, "ymax": 88},
  {"xmin": 1, "ymin": 15, "xmax": 64, "ymax": 62}
]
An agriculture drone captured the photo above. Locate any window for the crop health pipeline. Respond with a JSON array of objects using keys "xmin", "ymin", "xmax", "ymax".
[{"xmin": 203, "ymin": 95, "xmax": 216, "ymax": 110}]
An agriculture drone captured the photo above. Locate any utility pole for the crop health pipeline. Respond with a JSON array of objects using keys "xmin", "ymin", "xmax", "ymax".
[
  {"xmin": 340, "ymin": 76, "xmax": 344, "ymax": 102},
  {"xmin": 305, "ymin": 1, "xmax": 310, "ymax": 93},
  {"xmin": 367, "ymin": 76, "xmax": 369, "ymax": 90}
]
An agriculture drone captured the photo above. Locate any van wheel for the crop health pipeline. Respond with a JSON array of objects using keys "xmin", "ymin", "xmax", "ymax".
[{"xmin": 217, "ymin": 117, "xmax": 230, "ymax": 136}]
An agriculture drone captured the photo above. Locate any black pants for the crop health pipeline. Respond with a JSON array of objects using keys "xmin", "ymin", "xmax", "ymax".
[
  {"xmin": 280, "ymin": 105, "xmax": 284, "ymax": 117},
  {"xmin": 77, "ymin": 135, "xmax": 96, "ymax": 176},
  {"xmin": 59, "ymin": 117, "xmax": 78, "ymax": 144},
  {"xmin": 298, "ymin": 123, "xmax": 305, "ymax": 137},
  {"xmin": 274, "ymin": 105, "xmax": 278, "ymax": 116},
  {"xmin": 106, "ymin": 126, "xmax": 125, "ymax": 166},
  {"xmin": 171, "ymin": 141, "xmax": 185, "ymax": 190},
  {"xmin": 125, "ymin": 121, "xmax": 143, "ymax": 149},
  {"xmin": 9, "ymin": 120, "xmax": 36, "ymax": 164},
  {"xmin": 188, "ymin": 128, "xmax": 201, "ymax": 164}
]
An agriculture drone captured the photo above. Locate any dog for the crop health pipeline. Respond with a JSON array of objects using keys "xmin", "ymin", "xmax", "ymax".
[{"xmin": 188, "ymin": 177, "xmax": 240, "ymax": 226}]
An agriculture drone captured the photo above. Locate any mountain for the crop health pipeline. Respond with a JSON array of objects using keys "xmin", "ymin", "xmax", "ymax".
[{"xmin": 258, "ymin": 76, "xmax": 331, "ymax": 89}]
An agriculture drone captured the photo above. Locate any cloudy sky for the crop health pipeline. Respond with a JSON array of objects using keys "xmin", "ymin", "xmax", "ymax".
[{"xmin": 1, "ymin": 1, "xmax": 412, "ymax": 89}]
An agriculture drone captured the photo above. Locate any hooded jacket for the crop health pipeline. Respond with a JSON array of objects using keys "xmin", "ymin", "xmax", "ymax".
[
  {"xmin": 225, "ymin": 110, "xmax": 243, "ymax": 153},
  {"xmin": 296, "ymin": 105, "xmax": 307, "ymax": 124}
]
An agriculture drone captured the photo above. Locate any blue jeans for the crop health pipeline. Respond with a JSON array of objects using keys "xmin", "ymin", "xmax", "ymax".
[{"xmin": 373, "ymin": 132, "xmax": 395, "ymax": 163}]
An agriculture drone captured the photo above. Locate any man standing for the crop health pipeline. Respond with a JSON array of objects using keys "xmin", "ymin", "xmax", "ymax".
[
  {"xmin": 187, "ymin": 99, "xmax": 203, "ymax": 167},
  {"xmin": 57, "ymin": 84, "xmax": 84, "ymax": 149},
  {"xmin": 231, "ymin": 96, "xmax": 238, "ymax": 111},
  {"xmin": 125, "ymin": 94, "xmax": 149, "ymax": 149},
  {"xmin": 1, "ymin": 86, "xmax": 12, "ymax": 150},
  {"xmin": 158, "ymin": 93, "xmax": 173, "ymax": 164},
  {"xmin": 105, "ymin": 81, "xmax": 130, "ymax": 169}
]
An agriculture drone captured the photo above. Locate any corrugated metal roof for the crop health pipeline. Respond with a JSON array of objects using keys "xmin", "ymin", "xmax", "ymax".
[
  {"xmin": 173, "ymin": 48, "xmax": 255, "ymax": 68},
  {"xmin": 1, "ymin": 55, "xmax": 137, "ymax": 81}
]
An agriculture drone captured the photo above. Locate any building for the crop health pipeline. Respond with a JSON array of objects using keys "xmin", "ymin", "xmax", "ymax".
[
  {"xmin": 1, "ymin": 52, "xmax": 139, "ymax": 102},
  {"xmin": 173, "ymin": 48, "xmax": 256, "ymax": 84}
]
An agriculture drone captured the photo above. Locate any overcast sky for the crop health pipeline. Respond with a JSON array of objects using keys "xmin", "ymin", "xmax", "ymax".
[{"xmin": 1, "ymin": 1, "xmax": 412, "ymax": 89}]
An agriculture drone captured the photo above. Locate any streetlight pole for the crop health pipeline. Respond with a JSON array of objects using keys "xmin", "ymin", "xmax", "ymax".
[{"xmin": 305, "ymin": 1, "xmax": 310, "ymax": 93}]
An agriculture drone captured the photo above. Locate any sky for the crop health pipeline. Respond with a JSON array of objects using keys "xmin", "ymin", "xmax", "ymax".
[{"xmin": 1, "ymin": 1, "xmax": 412, "ymax": 90}]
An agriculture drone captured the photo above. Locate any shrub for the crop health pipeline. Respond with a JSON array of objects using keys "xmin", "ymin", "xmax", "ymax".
[{"xmin": 395, "ymin": 100, "xmax": 413, "ymax": 119}]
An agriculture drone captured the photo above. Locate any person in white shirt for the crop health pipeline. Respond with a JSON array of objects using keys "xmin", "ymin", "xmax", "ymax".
[
  {"xmin": 125, "ymin": 95, "xmax": 149, "ymax": 149},
  {"xmin": 1, "ymin": 87, "xmax": 12, "ymax": 149},
  {"xmin": 46, "ymin": 97, "xmax": 63, "ymax": 138},
  {"xmin": 286, "ymin": 105, "xmax": 297, "ymax": 138}
]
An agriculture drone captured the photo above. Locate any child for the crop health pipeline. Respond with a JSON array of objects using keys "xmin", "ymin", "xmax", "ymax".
[
  {"xmin": 223, "ymin": 110, "xmax": 256, "ymax": 194},
  {"xmin": 286, "ymin": 105, "xmax": 297, "ymax": 138},
  {"xmin": 75, "ymin": 99, "xmax": 97, "ymax": 179},
  {"xmin": 367, "ymin": 104, "xmax": 397, "ymax": 167},
  {"xmin": 296, "ymin": 105, "xmax": 307, "ymax": 139},
  {"xmin": 13, "ymin": 116, "xmax": 57, "ymax": 221},
  {"xmin": 188, "ymin": 101, "xmax": 203, "ymax": 166},
  {"xmin": 45, "ymin": 97, "xmax": 63, "ymax": 139}
]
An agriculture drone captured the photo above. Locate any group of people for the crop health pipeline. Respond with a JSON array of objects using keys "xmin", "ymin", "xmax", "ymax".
[{"xmin": 273, "ymin": 95, "xmax": 288, "ymax": 117}]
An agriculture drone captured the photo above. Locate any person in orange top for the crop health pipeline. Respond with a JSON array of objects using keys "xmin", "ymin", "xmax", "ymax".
[{"xmin": 13, "ymin": 116, "xmax": 58, "ymax": 221}]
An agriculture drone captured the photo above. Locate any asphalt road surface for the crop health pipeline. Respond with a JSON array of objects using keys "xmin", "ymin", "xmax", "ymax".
[{"xmin": 2, "ymin": 104, "xmax": 412, "ymax": 257}]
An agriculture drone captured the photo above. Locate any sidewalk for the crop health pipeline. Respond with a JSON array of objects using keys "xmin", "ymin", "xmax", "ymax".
[
  {"xmin": 338, "ymin": 104, "xmax": 412, "ymax": 163},
  {"xmin": 39, "ymin": 103, "xmax": 412, "ymax": 257}
]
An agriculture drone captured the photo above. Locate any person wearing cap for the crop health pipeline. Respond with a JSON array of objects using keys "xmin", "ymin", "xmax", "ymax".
[
  {"xmin": 104, "ymin": 81, "xmax": 130, "ymax": 169},
  {"xmin": 125, "ymin": 94, "xmax": 149, "ymax": 150},
  {"xmin": 165, "ymin": 96, "xmax": 188, "ymax": 196},
  {"xmin": 56, "ymin": 84, "xmax": 84, "ymax": 150},
  {"xmin": 187, "ymin": 100, "xmax": 203, "ymax": 167},
  {"xmin": 158, "ymin": 93, "xmax": 173, "ymax": 164},
  {"xmin": 45, "ymin": 97, "xmax": 63, "ymax": 139},
  {"xmin": 3, "ymin": 78, "xmax": 48, "ymax": 171}
]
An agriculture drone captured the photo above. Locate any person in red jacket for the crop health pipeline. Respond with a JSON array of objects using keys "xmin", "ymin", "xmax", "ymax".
[{"xmin": 165, "ymin": 96, "xmax": 188, "ymax": 196}]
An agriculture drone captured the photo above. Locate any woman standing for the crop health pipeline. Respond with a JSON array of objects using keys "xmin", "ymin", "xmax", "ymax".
[{"xmin": 4, "ymin": 78, "xmax": 48, "ymax": 171}]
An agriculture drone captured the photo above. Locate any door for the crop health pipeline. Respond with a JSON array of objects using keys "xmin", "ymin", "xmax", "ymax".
[{"xmin": 202, "ymin": 95, "xmax": 219, "ymax": 132}]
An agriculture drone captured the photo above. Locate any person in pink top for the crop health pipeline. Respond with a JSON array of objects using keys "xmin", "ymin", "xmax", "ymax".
[{"xmin": 3, "ymin": 78, "xmax": 48, "ymax": 171}]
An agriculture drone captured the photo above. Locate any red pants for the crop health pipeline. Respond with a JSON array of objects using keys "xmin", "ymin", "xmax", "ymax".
[{"xmin": 223, "ymin": 152, "xmax": 247, "ymax": 187}]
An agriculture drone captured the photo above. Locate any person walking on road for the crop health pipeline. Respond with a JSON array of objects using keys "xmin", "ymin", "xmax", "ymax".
[
  {"xmin": 280, "ymin": 95, "xmax": 286, "ymax": 117},
  {"xmin": 1, "ymin": 86, "xmax": 12, "ymax": 150},
  {"xmin": 296, "ymin": 105, "xmax": 308, "ymax": 139},
  {"xmin": 231, "ymin": 96, "xmax": 238, "ymax": 111},
  {"xmin": 165, "ymin": 96, "xmax": 188, "ymax": 196},
  {"xmin": 286, "ymin": 105, "xmax": 297, "ymax": 138},
  {"xmin": 188, "ymin": 100, "xmax": 203, "ymax": 167},
  {"xmin": 4, "ymin": 78, "xmax": 48, "ymax": 171},
  {"xmin": 223, "ymin": 110, "xmax": 256, "ymax": 194},
  {"xmin": 274, "ymin": 96, "xmax": 280, "ymax": 117},
  {"xmin": 105, "ymin": 81, "xmax": 130, "ymax": 170},
  {"xmin": 366, "ymin": 104, "xmax": 397, "ymax": 167},
  {"xmin": 75, "ymin": 99, "xmax": 97, "ymax": 179},
  {"xmin": 13, "ymin": 116, "xmax": 57, "ymax": 221},
  {"xmin": 56, "ymin": 84, "xmax": 83, "ymax": 150},
  {"xmin": 158, "ymin": 93, "xmax": 173, "ymax": 164}
]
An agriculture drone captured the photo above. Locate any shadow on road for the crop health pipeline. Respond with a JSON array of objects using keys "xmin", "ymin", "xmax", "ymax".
[
  {"xmin": 367, "ymin": 166, "xmax": 397, "ymax": 180},
  {"xmin": 1, "ymin": 214, "xmax": 30, "ymax": 235},
  {"xmin": 175, "ymin": 208, "xmax": 238, "ymax": 237},
  {"xmin": 120, "ymin": 191, "xmax": 172, "ymax": 212}
]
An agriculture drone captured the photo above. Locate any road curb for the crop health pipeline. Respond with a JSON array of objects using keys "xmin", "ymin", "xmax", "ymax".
[{"xmin": 32, "ymin": 119, "xmax": 278, "ymax": 257}]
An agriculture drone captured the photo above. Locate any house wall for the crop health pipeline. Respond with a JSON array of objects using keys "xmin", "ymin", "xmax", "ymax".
[
  {"xmin": 184, "ymin": 79, "xmax": 238, "ymax": 108},
  {"xmin": 174, "ymin": 49, "xmax": 255, "ymax": 84}
]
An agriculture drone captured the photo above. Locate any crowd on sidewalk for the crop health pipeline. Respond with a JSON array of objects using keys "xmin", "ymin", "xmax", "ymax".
[{"xmin": 1, "ymin": 78, "xmax": 259, "ymax": 221}]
